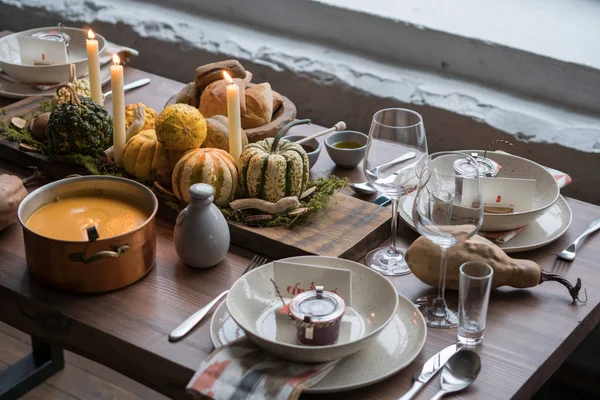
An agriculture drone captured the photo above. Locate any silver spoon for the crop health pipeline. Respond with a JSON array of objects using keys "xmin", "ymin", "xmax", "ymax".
[
  {"xmin": 430, "ymin": 350, "xmax": 481, "ymax": 400},
  {"xmin": 349, "ymin": 152, "xmax": 417, "ymax": 195}
]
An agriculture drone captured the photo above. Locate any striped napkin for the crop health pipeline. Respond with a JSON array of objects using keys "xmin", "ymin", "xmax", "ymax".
[
  {"xmin": 480, "ymin": 165, "xmax": 571, "ymax": 244},
  {"xmin": 187, "ymin": 338, "xmax": 338, "ymax": 400}
]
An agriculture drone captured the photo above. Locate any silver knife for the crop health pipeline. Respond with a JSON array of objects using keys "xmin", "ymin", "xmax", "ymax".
[
  {"xmin": 398, "ymin": 343, "xmax": 464, "ymax": 400},
  {"xmin": 104, "ymin": 78, "xmax": 151, "ymax": 97}
]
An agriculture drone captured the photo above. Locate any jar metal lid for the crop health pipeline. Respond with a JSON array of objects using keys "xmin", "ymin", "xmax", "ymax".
[
  {"xmin": 453, "ymin": 154, "xmax": 500, "ymax": 178},
  {"xmin": 31, "ymin": 31, "xmax": 71, "ymax": 49},
  {"xmin": 289, "ymin": 286, "xmax": 345, "ymax": 324}
]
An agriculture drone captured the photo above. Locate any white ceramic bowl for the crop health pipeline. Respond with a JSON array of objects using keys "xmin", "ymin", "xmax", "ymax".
[
  {"xmin": 465, "ymin": 151, "xmax": 560, "ymax": 231},
  {"xmin": 0, "ymin": 27, "xmax": 106, "ymax": 84},
  {"xmin": 226, "ymin": 256, "xmax": 399, "ymax": 363}
]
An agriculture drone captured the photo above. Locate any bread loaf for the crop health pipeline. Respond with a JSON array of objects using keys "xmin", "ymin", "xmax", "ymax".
[
  {"xmin": 199, "ymin": 78, "xmax": 246, "ymax": 118},
  {"xmin": 195, "ymin": 60, "xmax": 246, "ymax": 94},
  {"xmin": 241, "ymin": 83, "xmax": 273, "ymax": 129}
]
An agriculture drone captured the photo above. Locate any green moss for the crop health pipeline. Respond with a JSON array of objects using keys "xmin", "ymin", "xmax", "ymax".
[
  {"xmin": 38, "ymin": 100, "xmax": 53, "ymax": 113},
  {"xmin": 0, "ymin": 118, "xmax": 47, "ymax": 152}
]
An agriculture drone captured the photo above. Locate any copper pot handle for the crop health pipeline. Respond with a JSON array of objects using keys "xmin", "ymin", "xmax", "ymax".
[{"xmin": 69, "ymin": 245, "xmax": 130, "ymax": 264}]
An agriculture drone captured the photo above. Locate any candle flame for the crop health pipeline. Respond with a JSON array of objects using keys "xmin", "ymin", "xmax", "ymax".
[
  {"xmin": 88, "ymin": 29, "xmax": 95, "ymax": 40},
  {"xmin": 112, "ymin": 54, "xmax": 120, "ymax": 66},
  {"xmin": 222, "ymin": 71, "xmax": 233, "ymax": 84}
]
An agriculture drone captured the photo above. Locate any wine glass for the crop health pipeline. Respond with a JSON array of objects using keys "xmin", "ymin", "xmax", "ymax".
[
  {"xmin": 363, "ymin": 108, "xmax": 428, "ymax": 276},
  {"xmin": 413, "ymin": 152, "xmax": 483, "ymax": 328}
]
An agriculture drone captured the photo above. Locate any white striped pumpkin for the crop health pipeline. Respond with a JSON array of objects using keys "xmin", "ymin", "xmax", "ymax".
[
  {"xmin": 238, "ymin": 119, "xmax": 310, "ymax": 202},
  {"xmin": 172, "ymin": 148, "xmax": 238, "ymax": 206}
]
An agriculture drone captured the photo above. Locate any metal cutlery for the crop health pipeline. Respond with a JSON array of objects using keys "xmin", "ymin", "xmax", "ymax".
[
  {"xmin": 430, "ymin": 350, "xmax": 481, "ymax": 400},
  {"xmin": 350, "ymin": 152, "xmax": 417, "ymax": 195},
  {"xmin": 557, "ymin": 217, "xmax": 600, "ymax": 261},
  {"xmin": 398, "ymin": 343, "xmax": 464, "ymax": 400},
  {"xmin": 168, "ymin": 255, "xmax": 268, "ymax": 342},
  {"xmin": 104, "ymin": 78, "xmax": 151, "ymax": 97}
]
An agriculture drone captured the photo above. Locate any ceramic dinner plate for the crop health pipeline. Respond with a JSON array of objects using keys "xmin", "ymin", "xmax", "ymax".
[
  {"xmin": 399, "ymin": 193, "xmax": 572, "ymax": 253},
  {"xmin": 0, "ymin": 63, "xmax": 111, "ymax": 99},
  {"xmin": 210, "ymin": 294, "xmax": 427, "ymax": 393}
]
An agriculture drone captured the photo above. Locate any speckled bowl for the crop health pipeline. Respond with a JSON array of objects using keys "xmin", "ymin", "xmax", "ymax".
[
  {"xmin": 286, "ymin": 135, "xmax": 321, "ymax": 170},
  {"xmin": 226, "ymin": 256, "xmax": 399, "ymax": 363},
  {"xmin": 466, "ymin": 151, "xmax": 560, "ymax": 231}
]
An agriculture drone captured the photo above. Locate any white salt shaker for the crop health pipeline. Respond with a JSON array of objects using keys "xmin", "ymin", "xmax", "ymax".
[{"xmin": 173, "ymin": 183, "xmax": 230, "ymax": 268}]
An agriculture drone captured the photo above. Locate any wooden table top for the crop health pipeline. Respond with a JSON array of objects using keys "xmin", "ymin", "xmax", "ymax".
[{"xmin": 1, "ymin": 64, "xmax": 600, "ymax": 400}]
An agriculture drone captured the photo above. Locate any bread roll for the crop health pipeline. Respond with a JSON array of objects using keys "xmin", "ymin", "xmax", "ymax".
[
  {"xmin": 195, "ymin": 60, "xmax": 246, "ymax": 94},
  {"xmin": 241, "ymin": 83, "xmax": 274, "ymax": 129},
  {"xmin": 199, "ymin": 78, "xmax": 246, "ymax": 118},
  {"xmin": 175, "ymin": 82, "xmax": 200, "ymax": 108}
]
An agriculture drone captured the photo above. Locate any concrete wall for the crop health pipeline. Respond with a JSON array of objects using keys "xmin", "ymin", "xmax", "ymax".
[{"xmin": 1, "ymin": 0, "xmax": 599, "ymax": 204}]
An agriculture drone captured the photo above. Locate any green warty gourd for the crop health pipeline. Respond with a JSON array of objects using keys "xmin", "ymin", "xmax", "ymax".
[{"xmin": 46, "ymin": 86, "xmax": 113, "ymax": 156}]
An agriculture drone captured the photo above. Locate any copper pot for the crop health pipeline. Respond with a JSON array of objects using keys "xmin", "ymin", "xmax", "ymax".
[{"xmin": 17, "ymin": 176, "xmax": 158, "ymax": 293}]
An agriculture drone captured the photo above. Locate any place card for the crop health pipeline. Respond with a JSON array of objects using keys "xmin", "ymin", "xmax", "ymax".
[
  {"xmin": 17, "ymin": 35, "xmax": 68, "ymax": 66},
  {"xmin": 462, "ymin": 177, "xmax": 536, "ymax": 212},
  {"xmin": 272, "ymin": 261, "xmax": 352, "ymax": 306}
]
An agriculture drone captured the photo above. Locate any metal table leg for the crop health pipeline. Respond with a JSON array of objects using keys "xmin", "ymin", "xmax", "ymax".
[{"xmin": 0, "ymin": 337, "xmax": 64, "ymax": 399}]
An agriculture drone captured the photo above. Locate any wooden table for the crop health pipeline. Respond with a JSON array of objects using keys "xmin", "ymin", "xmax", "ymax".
[{"xmin": 0, "ymin": 66, "xmax": 599, "ymax": 400}]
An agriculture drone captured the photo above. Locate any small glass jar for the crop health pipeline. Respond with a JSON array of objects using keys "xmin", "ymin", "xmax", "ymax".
[
  {"xmin": 289, "ymin": 286, "xmax": 345, "ymax": 346},
  {"xmin": 31, "ymin": 25, "xmax": 71, "ymax": 52},
  {"xmin": 453, "ymin": 153, "xmax": 500, "ymax": 178}
]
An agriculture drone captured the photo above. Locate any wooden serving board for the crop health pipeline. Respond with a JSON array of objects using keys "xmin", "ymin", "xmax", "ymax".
[{"xmin": 0, "ymin": 97, "xmax": 390, "ymax": 261}]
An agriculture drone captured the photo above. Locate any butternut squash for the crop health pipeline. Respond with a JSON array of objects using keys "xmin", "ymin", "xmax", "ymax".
[{"xmin": 406, "ymin": 233, "xmax": 586, "ymax": 304}]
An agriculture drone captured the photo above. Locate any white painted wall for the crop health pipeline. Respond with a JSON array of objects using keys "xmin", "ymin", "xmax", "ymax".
[{"xmin": 319, "ymin": 0, "xmax": 600, "ymax": 69}]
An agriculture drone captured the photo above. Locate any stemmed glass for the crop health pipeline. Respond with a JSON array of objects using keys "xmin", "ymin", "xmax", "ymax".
[
  {"xmin": 363, "ymin": 108, "xmax": 428, "ymax": 276},
  {"xmin": 412, "ymin": 152, "xmax": 483, "ymax": 328}
]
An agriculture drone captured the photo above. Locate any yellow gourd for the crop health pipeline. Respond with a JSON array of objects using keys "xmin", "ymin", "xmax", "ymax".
[
  {"xmin": 125, "ymin": 103, "xmax": 156, "ymax": 131},
  {"xmin": 122, "ymin": 130, "xmax": 182, "ymax": 179},
  {"xmin": 155, "ymin": 104, "xmax": 207, "ymax": 152}
]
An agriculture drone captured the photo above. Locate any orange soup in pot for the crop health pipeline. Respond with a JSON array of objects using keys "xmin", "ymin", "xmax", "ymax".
[{"xmin": 26, "ymin": 194, "xmax": 148, "ymax": 241}]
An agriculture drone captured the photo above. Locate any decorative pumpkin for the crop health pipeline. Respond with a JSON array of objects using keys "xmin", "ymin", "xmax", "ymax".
[
  {"xmin": 126, "ymin": 102, "xmax": 156, "ymax": 131},
  {"xmin": 123, "ymin": 129, "xmax": 183, "ymax": 179},
  {"xmin": 172, "ymin": 148, "xmax": 238, "ymax": 206},
  {"xmin": 406, "ymin": 232, "xmax": 586, "ymax": 304},
  {"xmin": 52, "ymin": 64, "xmax": 92, "ymax": 105},
  {"xmin": 155, "ymin": 104, "xmax": 207, "ymax": 152},
  {"xmin": 203, "ymin": 115, "xmax": 248, "ymax": 152},
  {"xmin": 46, "ymin": 85, "xmax": 112, "ymax": 155},
  {"xmin": 238, "ymin": 119, "xmax": 310, "ymax": 202}
]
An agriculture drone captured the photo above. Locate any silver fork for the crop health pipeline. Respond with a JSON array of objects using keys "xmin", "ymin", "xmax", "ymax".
[
  {"xmin": 557, "ymin": 217, "xmax": 600, "ymax": 261},
  {"xmin": 168, "ymin": 255, "xmax": 269, "ymax": 342}
]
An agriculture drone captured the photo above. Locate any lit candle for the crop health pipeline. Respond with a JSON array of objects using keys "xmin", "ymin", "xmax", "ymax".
[
  {"xmin": 223, "ymin": 71, "xmax": 242, "ymax": 164},
  {"xmin": 111, "ymin": 54, "xmax": 126, "ymax": 167},
  {"xmin": 86, "ymin": 30, "xmax": 103, "ymax": 105}
]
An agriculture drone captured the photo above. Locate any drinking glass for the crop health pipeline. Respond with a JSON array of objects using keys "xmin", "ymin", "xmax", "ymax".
[
  {"xmin": 458, "ymin": 261, "xmax": 493, "ymax": 345},
  {"xmin": 413, "ymin": 152, "xmax": 483, "ymax": 328},
  {"xmin": 363, "ymin": 108, "xmax": 428, "ymax": 276}
]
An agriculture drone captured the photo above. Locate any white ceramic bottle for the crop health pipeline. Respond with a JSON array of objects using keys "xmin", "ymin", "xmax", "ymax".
[{"xmin": 173, "ymin": 183, "xmax": 230, "ymax": 268}]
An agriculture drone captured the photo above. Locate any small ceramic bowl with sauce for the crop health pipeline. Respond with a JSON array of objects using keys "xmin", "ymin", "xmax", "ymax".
[
  {"xmin": 324, "ymin": 130, "xmax": 368, "ymax": 169},
  {"xmin": 286, "ymin": 135, "xmax": 321, "ymax": 170}
]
